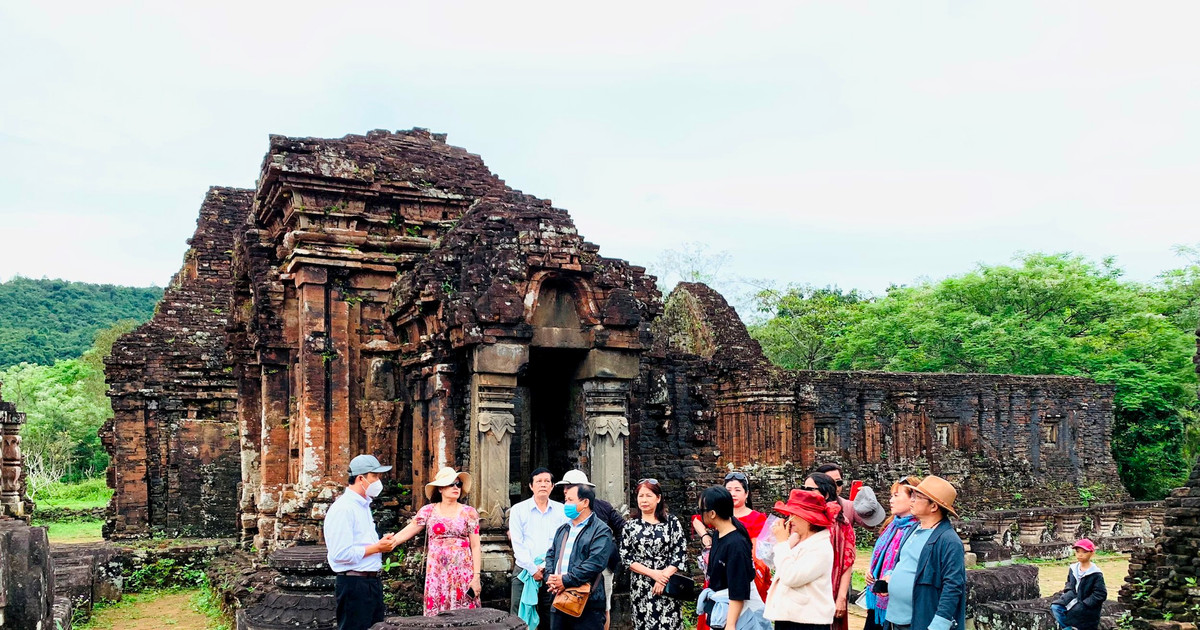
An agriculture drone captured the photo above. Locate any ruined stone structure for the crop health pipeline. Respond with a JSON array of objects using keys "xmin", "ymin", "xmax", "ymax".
[
  {"xmin": 104, "ymin": 187, "xmax": 251, "ymax": 538},
  {"xmin": 637, "ymin": 283, "xmax": 1127, "ymax": 512},
  {"xmin": 105, "ymin": 130, "xmax": 1129, "ymax": 576},
  {"xmin": 0, "ymin": 380, "xmax": 30, "ymax": 520}
]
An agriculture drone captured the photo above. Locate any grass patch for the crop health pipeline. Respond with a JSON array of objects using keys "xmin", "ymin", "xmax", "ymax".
[
  {"xmin": 35, "ymin": 477, "xmax": 111, "ymax": 510},
  {"xmin": 38, "ymin": 518, "xmax": 104, "ymax": 543},
  {"xmin": 852, "ymin": 570, "xmax": 867, "ymax": 591},
  {"xmin": 190, "ymin": 582, "xmax": 233, "ymax": 630}
]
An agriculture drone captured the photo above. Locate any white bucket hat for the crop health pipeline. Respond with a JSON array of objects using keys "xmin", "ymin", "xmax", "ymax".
[
  {"xmin": 425, "ymin": 467, "xmax": 472, "ymax": 499},
  {"xmin": 554, "ymin": 470, "xmax": 595, "ymax": 488}
]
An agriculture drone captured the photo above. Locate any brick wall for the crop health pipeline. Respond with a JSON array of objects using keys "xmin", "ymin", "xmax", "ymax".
[{"xmin": 102, "ymin": 186, "xmax": 250, "ymax": 538}]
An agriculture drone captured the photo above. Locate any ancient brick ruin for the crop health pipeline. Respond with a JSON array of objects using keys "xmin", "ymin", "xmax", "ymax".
[
  {"xmin": 104, "ymin": 130, "xmax": 1131, "ymax": 576},
  {"xmin": 0, "ymin": 380, "xmax": 30, "ymax": 520},
  {"xmin": 103, "ymin": 187, "xmax": 251, "ymax": 538},
  {"xmin": 636, "ymin": 282, "xmax": 1128, "ymax": 513}
]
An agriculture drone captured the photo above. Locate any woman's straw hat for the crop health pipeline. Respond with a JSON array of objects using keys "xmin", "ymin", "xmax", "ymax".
[{"xmin": 425, "ymin": 467, "xmax": 472, "ymax": 499}]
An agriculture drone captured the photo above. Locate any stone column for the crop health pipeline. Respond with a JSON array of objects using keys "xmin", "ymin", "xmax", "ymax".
[
  {"xmin": 582, "ymin": 379, "xmax": 629, "ymax": 508},
  {"xmin": 468, "ymin": 344, "xmax": 527, "ymax": 532},
  {"xmin": 0, "ymin": 402, "xmax": 24, "ymax": 518},
  {"xmin": 576, "ymin": 350, "xmax": 638, "ymax": 508}
]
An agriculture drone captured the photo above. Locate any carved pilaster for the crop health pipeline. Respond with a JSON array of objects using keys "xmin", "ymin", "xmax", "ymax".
[
  {"xmin": 470, "ymin": 373, "xmax": 517, "ymax": 532},
  {"xmin": 0, "ymin": 396, "xmax": 27, "ymax": 519},
  {"xmin": 582, "ymin": 379, "xmax": 630, "ymax": 508}
]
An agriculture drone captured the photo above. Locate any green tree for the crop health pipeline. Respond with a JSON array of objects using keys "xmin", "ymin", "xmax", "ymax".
[
  {"xmin": 2, "ymin": 320, "xmax": 139, "ymax": 483},
  {"xmin": 0, "ymin": 276, "xmax": 160, "ymax": 368},
  {"xmin": 749, "ymin": 252, "xmax": 1199, "ymax": 500},
  {"xmin": 749, "ymin": 285, "xmax": 864, "ymax": 370}
]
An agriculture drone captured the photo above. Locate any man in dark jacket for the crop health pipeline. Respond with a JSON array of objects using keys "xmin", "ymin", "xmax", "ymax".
[
  {"xmin": 546, "ymin": 483, "xmax": 615, "ymax": 630},
  {"xmin": 555, "ymin": 470, "xmax": 627, "ymax": 630},
  {"xmin": 884, "ymin": 476, "xmax": 966, "ymax": 630}
]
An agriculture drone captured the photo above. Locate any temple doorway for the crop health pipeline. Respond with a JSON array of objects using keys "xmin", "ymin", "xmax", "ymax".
[{"xmin": 511, "ymin": 347, "xmax": 586, "ymax": 504}]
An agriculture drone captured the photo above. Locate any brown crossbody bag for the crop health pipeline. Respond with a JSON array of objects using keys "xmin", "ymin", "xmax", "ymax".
[{"xmin": 550, "ymin": 535, "xmax": 604, "ymax": 617}]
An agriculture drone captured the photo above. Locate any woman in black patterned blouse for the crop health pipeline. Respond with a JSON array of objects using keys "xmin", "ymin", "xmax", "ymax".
[{"xmin": 620, "ymin": 479, "xmax": 688, "ymax": 630}]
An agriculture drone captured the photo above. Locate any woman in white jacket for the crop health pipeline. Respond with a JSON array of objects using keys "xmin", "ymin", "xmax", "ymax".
[{"xmin": 764, "ymin": 489, "xmax": 840, "ymax": 630}]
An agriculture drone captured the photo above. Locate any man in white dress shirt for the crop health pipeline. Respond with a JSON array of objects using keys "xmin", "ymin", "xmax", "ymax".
[
  {"xmin": 324, "ymin": 454, "xmax": 401, "ymax": 630},
  {"xmin": 509, "ymin": 467, "xmax": 568, "ymax": 627}
]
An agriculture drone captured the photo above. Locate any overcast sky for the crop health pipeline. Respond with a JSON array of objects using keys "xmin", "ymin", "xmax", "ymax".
[{"xmin": 3, "ymin": 2, "xmax": 1198, "ymax": 306}]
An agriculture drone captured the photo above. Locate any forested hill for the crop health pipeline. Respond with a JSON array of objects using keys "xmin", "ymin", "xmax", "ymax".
[{"xmin": 0, "ymin": 276, "xmax": 162, "ymax": 367}]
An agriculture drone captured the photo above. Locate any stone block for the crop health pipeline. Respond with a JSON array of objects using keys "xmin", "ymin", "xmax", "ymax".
[{"xmin": 472, "ymin": 344, "xmax": 528, "ymax": 375}]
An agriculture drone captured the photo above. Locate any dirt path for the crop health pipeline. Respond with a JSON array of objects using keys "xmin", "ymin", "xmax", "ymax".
[{"xmin": 85, "ymin": 590, "xmax": 210, "ymax": 630}]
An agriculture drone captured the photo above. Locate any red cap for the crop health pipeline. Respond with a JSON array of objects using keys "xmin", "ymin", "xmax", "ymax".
[{"xmin": 1073, "ymin": 538, "xmax": 1096, "ymax": 552}]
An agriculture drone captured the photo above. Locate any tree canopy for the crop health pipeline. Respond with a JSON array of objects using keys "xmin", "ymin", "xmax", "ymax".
[
  {"xmin": 0, "ymin": 276, "xmax": 161, "ymax": 368},
  {"xmin": 749, "ymin": 252, "xmax": 1200, "ymax": 500}
]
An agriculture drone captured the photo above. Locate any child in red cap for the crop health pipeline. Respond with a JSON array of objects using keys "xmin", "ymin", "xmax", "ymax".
[{"xmin": 1050, "ymin": 539, "xmax": 1107, "ymax": 630}]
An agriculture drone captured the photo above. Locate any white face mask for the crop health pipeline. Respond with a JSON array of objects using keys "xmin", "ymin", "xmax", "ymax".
[{"xmin": 366, "ymin": 479, "xmax": 384, "ymax": 498}]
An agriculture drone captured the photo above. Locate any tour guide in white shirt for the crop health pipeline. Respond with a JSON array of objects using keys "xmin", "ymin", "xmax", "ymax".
[
  {"xmin": 509, "ymin": 467, "xmax": 569, "ymax": 626},
  {"xmin": 325, "ymin": 454, "xmax": 402, "ymax": 630}
]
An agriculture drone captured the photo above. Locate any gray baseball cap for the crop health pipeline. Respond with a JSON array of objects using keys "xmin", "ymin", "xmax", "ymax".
[{"xmin": 349, "ymin": 454, "xmax": 393, "ymax": 477}]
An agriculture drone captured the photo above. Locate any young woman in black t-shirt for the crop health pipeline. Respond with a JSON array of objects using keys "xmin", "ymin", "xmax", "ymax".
[{"xmin": 698, "ymin": 486, "xmax": 754, "ymax": 630}]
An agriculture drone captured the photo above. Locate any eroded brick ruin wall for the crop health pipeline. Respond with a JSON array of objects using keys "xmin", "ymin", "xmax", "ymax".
[
  {"xmin": 103, "ymin": 186, "xmax": 251, "ymax": 538},
  {"xmin": 632, "ymin": 282, "xmax": 1128, "ymax": 515},
  {"xmin": 104, "ymin": 130, "xmax": 1130, "ymax": 565}
]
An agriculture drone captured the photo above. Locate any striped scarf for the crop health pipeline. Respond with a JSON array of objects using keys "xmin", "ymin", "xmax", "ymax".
[{"xmin": 865, "ymin": 515, "xmax": 917, "ymax": 625}]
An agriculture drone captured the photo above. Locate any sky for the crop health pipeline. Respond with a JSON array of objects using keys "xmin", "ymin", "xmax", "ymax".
[{"xmin": 2, "ymin": 2, "xmax": 1198, "ymax": 309}]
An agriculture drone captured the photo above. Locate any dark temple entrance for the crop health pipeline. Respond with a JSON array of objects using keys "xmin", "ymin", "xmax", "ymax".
[{"xmin": 511, "ymin": 347, "xmax": 585, "ymax": 504}]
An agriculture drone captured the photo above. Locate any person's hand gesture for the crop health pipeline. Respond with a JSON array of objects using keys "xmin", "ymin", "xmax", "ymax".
[{"xmin": 771, "ymin": 517, "xmax": 789, "ymax": 543}]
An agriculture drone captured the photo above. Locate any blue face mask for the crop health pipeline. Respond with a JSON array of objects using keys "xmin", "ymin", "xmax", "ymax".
[{"xmin": 564, "ymin": 502, "xmax": 580, "ymax": 520}]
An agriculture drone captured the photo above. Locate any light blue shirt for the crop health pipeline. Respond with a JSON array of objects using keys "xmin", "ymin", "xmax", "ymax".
[
  {"xmin": 557, "ymin": 514, "xmax": 593, "ymax": 575},
  {"xmin": 886, "ymin": 526, "xmax": 934, "ymax": 626},
  {"xmin": 509, "ymin": 497, "xmax": 568, "ymax": 574},
  {"xmin": 324, "ymin": 489, "xmax": 382, "ymax": 572}
]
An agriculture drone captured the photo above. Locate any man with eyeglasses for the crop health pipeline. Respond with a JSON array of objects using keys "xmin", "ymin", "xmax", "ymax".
[
  {"xmin": 881, "ymin": 476, "xmax": 965, "ymax": 630},
  {"xmin": 510, "ymin": 467, "xmax": 568, "ymax": 629}
]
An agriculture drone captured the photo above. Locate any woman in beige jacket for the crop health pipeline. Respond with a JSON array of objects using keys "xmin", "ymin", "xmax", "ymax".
[{"xmin": 764, "ymin": 489, "xmax": 840, "ymax": 630}]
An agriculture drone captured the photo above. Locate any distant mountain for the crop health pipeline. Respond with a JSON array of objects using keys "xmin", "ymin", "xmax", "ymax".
[{"xmin": 0, "ymin": 277, "xmax": 162, "ymax": 368}]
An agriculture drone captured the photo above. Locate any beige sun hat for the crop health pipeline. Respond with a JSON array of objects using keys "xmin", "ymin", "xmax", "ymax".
[
  {"xmin": 903, "ymin": 475, "xmax": 959, "ymax": 517},
  {"xmin": 554, "ymin": 470, "xmax": 596, "ymax": 487},
  {"xmin": 425, "ymin": 467, "xmax": 472, "ymax": 499}
]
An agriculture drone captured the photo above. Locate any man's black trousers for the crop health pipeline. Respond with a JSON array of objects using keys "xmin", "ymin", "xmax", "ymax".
[{"xmin": 335, "ymin": 574, "xmax": 387, "ymax": 630}]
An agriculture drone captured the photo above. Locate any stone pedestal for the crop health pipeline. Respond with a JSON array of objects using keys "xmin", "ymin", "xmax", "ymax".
[
  {"xmin": 582, "ymin": 379, "xmax": 631, "ymax": 508},
  {"xmin": 371, "ymin": 607, "xmax": 527, "ymax": 630},
  {"xmin": 0, "ymin": 519, "xmax": 55, "ymax": 630},
  {"xmin": 238, "ymin": 545, "xmax": 336, "ymax": 630},
  {"xmin": 0, "ymin": 387, "xmax": 27, "ymax": 520}
]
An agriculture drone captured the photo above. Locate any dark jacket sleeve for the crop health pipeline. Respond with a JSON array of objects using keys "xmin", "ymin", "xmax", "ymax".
[
  {"xmin": 563, "ymin": 521, "xmax": 614, "ymax": 589},
  {"xmin": 597, "ymin": 499, "xmax": 626, "ymax": 571},
  {"xmin": 1052, "ymin": 572, "xmax": 1078, "ymax": 607},
  {"xmin": 934, "ymin": 526, "xmax": 967, "ymax": 627}
]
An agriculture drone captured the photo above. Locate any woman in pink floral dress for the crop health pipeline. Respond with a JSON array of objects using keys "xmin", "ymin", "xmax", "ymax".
[{"xmin": 395, "ymin": 467, "xmax": 483, "ymax": 616}]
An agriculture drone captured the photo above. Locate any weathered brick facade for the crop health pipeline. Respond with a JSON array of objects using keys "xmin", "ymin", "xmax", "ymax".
[
  {"xmin": 632, "ymin": 283, "xmax": 1127, "ymax": 514},
  {"xmin": 104, "ymin": 130, "xmax": 1128, "ymax": 570},
  {"xmin": 103, "ymin": 186, "xmax": 251, "ymax": 538}
]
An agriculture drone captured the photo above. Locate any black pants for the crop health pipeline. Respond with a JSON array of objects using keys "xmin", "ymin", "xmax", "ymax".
[
  {"xmin": 335, "ymin": 574, "xmax": 387, "ymax": 630},
  {"xmin": 512, "ymin": 577, "xmax": 556, "ymax": 628},
  {"xmin": 549, "ymin": 605, "xmax": 606, "ymax": 630},
  {"xmin": 774, "ymin": 622, "xmax": 831, "ymax": 630},
  {"xmin": 863, "ymin": 610, "xmax": 886, "ymax": 630}
]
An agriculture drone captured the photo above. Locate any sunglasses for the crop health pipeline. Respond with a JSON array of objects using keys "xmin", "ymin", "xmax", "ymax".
[
  {"xmin": 638, "ymin": 478, "xmax": 660, "ymax": 486},
  {"xmin": 801, "ymin": 485, "xmax": 820, "ymax": 492},
  {"xmin": 834, "ymin": 479, "xmax": 844, "ymax": 487},
  {"xmin": 724, "ymin": 472, "xmax": 748, "ymax": 482},
  {"xmin": 450, "ymin": 481, "xmax": 463, "ymax": 488}
]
